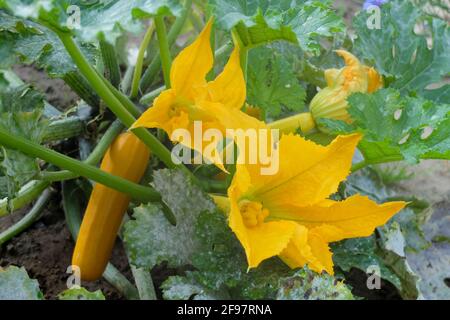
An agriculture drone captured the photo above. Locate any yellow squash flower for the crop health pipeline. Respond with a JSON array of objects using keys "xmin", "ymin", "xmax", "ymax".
[
  {"xmin": 310, "ymin": 50, "xmax": 383, "ymax": 122},
  {"xmin": 221, "ymin": 133, "xmax": 405, "ymax": 274},
  {"xmin": 132, "ymin": 19, "xmax": 267, "ymax": 168}
]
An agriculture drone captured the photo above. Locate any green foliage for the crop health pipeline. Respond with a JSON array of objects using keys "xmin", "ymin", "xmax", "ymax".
[
  {"xmin": 58, "ymin": 287, "xmax": 105, "ymax": 300},
  {"xmin": 0, "ymin": 266, "xmax": 43, "ymax": 300},
  {"xmin": 124, "ymin": 169, "xmax": 216, "ymax": 269},
  {"xmin": 0, "ymin": 84, "xmax": 48, "ymax": 199},
  {"xmin": 247, "ymin": 46, "xmax": 306, "ymax": 120},
  {"xmin": 353, "ymin": 0, "xmax": 450, "ymax": 100},
  {"xmin": 209, "ymin": 0, "xmax": 344, "ymax": 53},
  {"xmin": 276, "ymin": 268, "xmax": 354, "ymax": 300},
  {"xmin": 0, "ymin": 11, "xmax": 97, "ymax": 77},
  {"xmin": 319, "ymin": 89, "xmax": 450, "ymax": 163},
  {"xmin": 0, "ymin": 0, "xmax": 182, "ymax": 44}
]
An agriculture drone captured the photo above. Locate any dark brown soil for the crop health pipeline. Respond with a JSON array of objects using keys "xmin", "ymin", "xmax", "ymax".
[{"xmin": 0, "ymin": 194, "xmax": 131, "ymax": 300}]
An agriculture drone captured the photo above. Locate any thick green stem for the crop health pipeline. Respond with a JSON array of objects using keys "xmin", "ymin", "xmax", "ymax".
[
  {"xmin": 0, "ymin": 181, "xmax": 50, "ymax": 218},
  {"xmin": 55, "ymin": 31, "xmax": 183, "ymax": 171},
  {"xmin": 140, "ymin": 0, "xmax": 192, "ymax": 92},
  {"xmin": 154, "ymin": 16, "xmax": 172, "ymax": 88},
  {"xmin": 42, "ymin": 116, "xmax": 85, "ymax": 143},
  {"xmin": 130, "ymin": 266, "xmax": 157, "ymax": 300},
  {"xmin": 99, "ymin": 40, "xmax": 121, "ymax": 88},
  {"xmin": 351, "ymin": 156, "xmax": 404, "ymax": 173},
  {"xmin": 0, "ymin": 127, "xmax": 159, "ymax": 202},
  {"xmin": 0, "ymin": 189, "xmax": 53, "ymax": 245},
  {"xmin": 131, "ymin": 23, "xmax": 155, "ymax": 98},
  {"xmin": 40, "ymin": 120, "xmax": 123, "ymax": 182},
  {"xmin": 63, "ymin": 71, "xmax": 100, "ymax": 108},
  {"xmin": 269, "ymin": 112, "xmax": 316, "ymax": 134}
]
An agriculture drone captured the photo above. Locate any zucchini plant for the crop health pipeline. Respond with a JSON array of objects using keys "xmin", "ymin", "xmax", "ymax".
[{"xmin": 0, "ymin": 0, "xmax": 448, "ymax": 300}]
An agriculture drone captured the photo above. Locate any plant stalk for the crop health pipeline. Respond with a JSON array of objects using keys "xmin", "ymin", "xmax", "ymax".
[
  {"xmin": 0, "ymin": 127, "xmax": 159, "ymax": 202},
  {"xmin": 154, "ymin": 16, "xmax": 172, "ymax": 88},
  {"xmin": 0, "ymin": 189, "xmax": 53, "ymax": 245},
  {"xmin": 131, "ymin": 23, "xmax": 155, "ymax": 98}
]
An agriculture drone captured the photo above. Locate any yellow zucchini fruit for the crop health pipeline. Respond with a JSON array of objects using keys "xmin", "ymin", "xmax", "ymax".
[{"xmin": 72, "ymin": 132, "xmax": 150, "ymax": 281}]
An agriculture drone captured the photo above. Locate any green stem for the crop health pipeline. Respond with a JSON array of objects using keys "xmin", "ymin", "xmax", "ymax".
[
  {"xmin": 42, "ymin": 116, "xmax": 85, "ymax": 143},
  {"xmin": 269, "ymin": 112, "xmax": 316, "ymax": 134},
  {"xmin": 55, "ymin": 31, "xmax": 182, "ymax": 171},
  {"xmin": 0, "ymin": 181, "xmax": 50, "ymax": 218},
  {"xmin": 130, "ymin": 266, "xmax": 157, "ymax": 300},
  {"xmin": 99, "ymin": 40, "xmax": 121, "ymax": 88},
  {"xmin": 0, "ymin": 189, "xmax": 52, "ymax": 245},
  {"xmin": 350, "ymin": 160, "xmax": 368, "ymax": 173},
  {"xmin": 139, "ymin": 86, "xmax": 165, "ymax": 105},
  {"xmin": 40, "ymin": 120, "xmax": 123, "ymax": 182},
  {"xmin": 121, "ymin": 65, "xmax": 135, "ymax": 95},
  {"xmin": 131, "ymin": 23, "xmax": 155, "ymax": 98},
  {"xmin": 0, "ymin": 127, "xmax": 159, "ymax": 202},
  {"xmin": 154, "ymin": 16, "xmax": 172, "ymax": 88},
  {"xmin": 140, "ymin": 0, "xmax": 192, "ymax": 92},
  {"xmin": 63, "ymin": 71, "xmax": 100, "ymax": 109}
]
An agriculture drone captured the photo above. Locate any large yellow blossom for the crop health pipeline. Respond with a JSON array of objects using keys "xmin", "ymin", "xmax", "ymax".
[
  {"xmin": 220, "ymin": 133, "xmax": 405, "ymax": 274},
  {"xmin": 132, "ymin": 19, "xmax": 267, "ymax": 167},
  {"xmin": 310, "ymin": 50, "xmax": 383, "ymax": 122}
]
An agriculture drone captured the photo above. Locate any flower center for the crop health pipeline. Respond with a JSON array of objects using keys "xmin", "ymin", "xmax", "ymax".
[{"xmin": 239, "ymin": 200, "xmax": 269, "ymax": 228}]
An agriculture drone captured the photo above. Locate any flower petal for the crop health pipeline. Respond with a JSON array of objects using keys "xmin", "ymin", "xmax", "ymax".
[
  {"xmin": 270, "ymin": 195, "xmax": 406, "ymax": 242},
  {"xmin": 207, "ymin": 47, "xmax": 246, "ymax": 109},
  {"xmin": 131, "ymin": 89, "xmax": 177, "ymax": 131},
  {"xmin": 228, "ymin": 186, "xmax": 297, "ymax": 269},
  {"xmin": 243, "ymin": 133, "xmax": 362, "ymax": 207},
  {"xmin": 280, "ymin": 225, "xmax": 334, "ymax": 274},
  {"xmin": 170, "ymin": 19, "xmax": 214, "ymax": 99}
]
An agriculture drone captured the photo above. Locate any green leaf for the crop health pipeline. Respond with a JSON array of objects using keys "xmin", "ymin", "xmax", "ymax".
[
  {"xmin": 161, "ymin": 276, "xmax": 229, "ymax": 300},
  {"xmin": 58, "ymin": 287, "xmax": 105, "ymax": 300},
  {"xmin": 247, "ymin": 46, "xmax": 306, "ymax": 120},
  {"xmin": 0, "ymin": 0, "xmax": 182, "ymax": 44},
  {"xmin": 0, "ymin": 11, "xmax": 97, "ymax": 77},
  {"xmin": 209, "ymin": 0, "xmax": 344, "ymax": 53},
  {"xmin": 319, "ymin": 89, "xmax": 450, "ymax": 163},
  {"xmin": 378, "ymin": 222, "xmax": 422, "ymax": 299},
  {"xmin": 0, "ymin": 266, "xmax": 43, "ymax": 300},
  {"xmin": 353, "ymin": 0, "xmax": 450, "ymax": 100},
  {"xmin": 123, "ymin": 169, "xmax": 216, "ymax": 269},
  {"xmin": 0, "ymin": 85, "xmax": 48, "ymax": 198},
  {"xmin": 332, "ymin": 236, "xmax": 403, "ymax": 292},
  {"xmin": 276, "ymin": 268, "xmax": 354, "ymax": 300},
  {"xmin": 407, "ymin": 200, "xmax": 450, "ymax": 299}
]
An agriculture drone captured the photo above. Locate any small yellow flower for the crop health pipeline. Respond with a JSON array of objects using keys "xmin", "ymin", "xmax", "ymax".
[
  {"xmin": 132, "ymin": 19, "xmax": 267, "ymax": 168},
  {"xmin": 310, "ymin": 50, "xmax": 383, "ymax": 123},
  {"xmin": 220, "ymin": 133, "xmax": 405, "ymax": 274}
]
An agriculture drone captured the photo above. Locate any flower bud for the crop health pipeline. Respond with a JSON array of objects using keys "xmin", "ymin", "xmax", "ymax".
[{"xmin": 310, "ymin": 50, "xmax": 383, "ymax": 124}]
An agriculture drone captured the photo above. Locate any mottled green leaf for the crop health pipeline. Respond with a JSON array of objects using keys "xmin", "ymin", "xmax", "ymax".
[
  {"xmin": 0, "ymin": 11, "xmax": 97, "ymax": 77},
  {"xmin": 210, "ymin": 0, "xmax": 344, "ymax": 54},
  {"xmin": 407, "ymin": 200, "xmax": 450, "ymax": 299},
  {"xmin": 0, "ymin": 85, "xmax": 48, "ymax": 198},
  {"xmin": 247, "ymin": 46, "xmax": 306, "ymax": 120},
  {"xmin": 353, "ymin": 0, "xmax": 450, "ymax": 100},
  {"xmin": 0, "ymin": 0, "xmax": 182, "ymax": 44},
  {"xmin": 319, "ymin": 89, "xmax": 450, "ymax": 163},
  {"xmin": 123, "ymin": 169, "xmax": 216, "ymax": 269},
  {"xmin": 378, "ymin": 222, "xmax": 421, "ymax": 299},
  {"xmin": 0, "ymin": 266, "xmax": 43, "ymax": 300},
  {"xmin": 162, "ymin": 276, "xmax": 229, "ymax": 300},
  {"xmin": 332, "ymin": 236, "xmax": 403, "ymax": 291},
  {"xmin": 276, "ymin": 268, "xmax": 354, "ymax": 300},
  {"xmin": 58, "ymin": 287, "xmax": 105, "ymax": 300}
]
